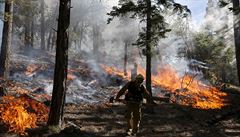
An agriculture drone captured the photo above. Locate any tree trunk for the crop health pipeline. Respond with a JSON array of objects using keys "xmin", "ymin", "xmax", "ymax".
[
  {"xmin": 124, "ymin": 41, "xmax": 128, "ymax": 76},
  {"xmin": 47, "ymin": 0, "xmax": 71, "ymax": 126},
  {"xmin": 93, "ymin": 25, "xmax": 99, "ymax": 58},
  {"xmin": 51, "ymin": 32, "xmax": 56, "ymax": 51},
  {"xmin": 40, "ymin": 0, "xmax": 45, "ymax": 50},
  {"xmin": 146, "ymin": 0, "xmax": 152, "ymax": 96},
  {"xmin": 233, "ymin": 0, "xmax": 240, "ymax": 85},
  {"xmin": 47, "ymin": 30, "xmax": 53, "ymax": 51},
  {"xmin": 78, "ymin": 21, "xmax": 84, "ymax": 51},
  {"xmin": 0, "ymin": 0, "xmax": 13, "ymax": 79},
  {"xmin": 30, "ymin": 17, "xmax": 34, "ymax": 47},
  {"xmin": 24, "ymin": 22, "xmax": 31, "ymax": 47}
]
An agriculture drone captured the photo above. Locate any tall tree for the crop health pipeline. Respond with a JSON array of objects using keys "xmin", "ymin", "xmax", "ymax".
[
  {"xmin": 92, "ymin": 24, "xmax": 100, "ymax": 57},
  {"xmin": 40, "ymin": 0, "xmax": 46, "ymax": 50},
  {"xmin": 47, "ymin": 0, "xmax": 71, "ymax": 126},
  {"xmin": 13, "ymin": 0, "xmax": 39, "ymax": 48},
  {"xmin": 0, "ymin": 0, "xmax": 13, "ymax": 78},
  {"xmin": 219, "ymin": 0, "xmax": 240, "ymax": 85},
  {"xmin": 30, "ymin": 15, "xmax": 35, "ymax": 47},
  {"xmin": 108, "ymin": 0, "xmax": 189, "ymax": 95},
  {"xmin": 46, "ymin": 4, "xmax": 59, "ymax": 51},
  {"xmin": 146, "ymin": 0, "xmax": 152, "ymax": 94},
  {"xmin": 232, "ymin": 0, "xmax": 240, "ymax": 84},
  {"xmin": 124, "ymin": 40, "xmax": 128, "ymax": 76}
]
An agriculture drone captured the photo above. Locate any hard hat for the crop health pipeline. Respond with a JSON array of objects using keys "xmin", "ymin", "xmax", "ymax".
[{"xmin": 135, "ymin": 74, "xmax": 144, "ymax": 81}]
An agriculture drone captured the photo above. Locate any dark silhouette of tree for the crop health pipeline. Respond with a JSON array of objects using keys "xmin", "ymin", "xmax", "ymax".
[
  {"xmin": 232, "ymin": 0, "xmax": 240, "ymax": 84},
  {"xmin": 0, "ymin": 0, "xmax": 13, "ymax": 79},
  {"xmin": 47, "ymin": 0, "xmax": 71, "ymax": 126},
  {"xmin": 40, "ymin": 0, "xmax": 45, "ymax": 50}
]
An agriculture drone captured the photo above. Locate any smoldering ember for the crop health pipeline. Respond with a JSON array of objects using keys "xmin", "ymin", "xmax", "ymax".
[{"xmin": 0, "ymin": 0, "xmax": 240, "ymax": 137}]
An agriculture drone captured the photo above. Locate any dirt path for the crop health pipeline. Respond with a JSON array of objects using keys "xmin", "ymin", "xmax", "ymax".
[{"xmin": 63, "ymin": 102, "xmax": 240, "ymax": 137}]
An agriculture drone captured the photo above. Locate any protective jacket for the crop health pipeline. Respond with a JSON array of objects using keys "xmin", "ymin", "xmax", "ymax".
[{"xmin": 125, "ymin": 81, "xmax": 144, "ymax": 102}]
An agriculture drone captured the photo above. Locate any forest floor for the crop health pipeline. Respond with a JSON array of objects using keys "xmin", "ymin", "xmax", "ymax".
[
  {"xmin": 1, "ymin": 49, "xmax": 240, "ymax": 137},
  {"xmin": 2, "ymin": 100, "xmax": 240, "ymax": 137},
  {"xmin": 60, "ymin": 100, "xmax": 240, "ymax": 137},
  {"xmin": 25, "ymin": 99, "xmax": 240, "ymax": 137}
]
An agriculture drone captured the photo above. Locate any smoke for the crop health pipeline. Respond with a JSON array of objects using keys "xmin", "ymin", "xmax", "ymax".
[
  {"xmin": 44, "ymin": 0, "xmax": 58, "ymax": 7},
  {"xmin": 203, "ymin": 0, "xmax": 234, "ymax": 44}
]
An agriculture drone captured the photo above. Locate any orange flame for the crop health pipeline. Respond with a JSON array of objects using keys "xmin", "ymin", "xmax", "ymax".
[
  {"xmin": 100, "ymin": 64, "xmax": 131, "ymax": 79},
  {"xmin": 101, "ymin": 64, "xmax": 227, "ymax": 109},
  {"xmin": 25, "ymin": 64, "xmax": 38, "ymax": 76},
  {"xmin": 67, "ymin": 74, "xmax": 75, "ymax": 80},
  {"xmin": 0, "ymin": 95, "xmax": 49, "ymax": 135}
]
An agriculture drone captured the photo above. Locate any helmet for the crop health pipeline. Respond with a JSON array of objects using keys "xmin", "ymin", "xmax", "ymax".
[{"xmin": 135, "ymin": 74, "xmax": 144, "ymax": 82}]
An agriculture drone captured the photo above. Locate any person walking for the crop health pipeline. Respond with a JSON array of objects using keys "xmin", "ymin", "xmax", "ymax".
[{"xmin": 115, "ymin": 74, "xmax": 155, "ymax": 136}]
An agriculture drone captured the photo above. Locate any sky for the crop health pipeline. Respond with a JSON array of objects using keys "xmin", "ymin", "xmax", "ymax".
[{"xmin": 175, "ymin": 0, "xmax": 208, "ymax": 25}]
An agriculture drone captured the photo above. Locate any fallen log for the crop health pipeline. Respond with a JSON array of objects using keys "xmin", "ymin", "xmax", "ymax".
[{"xmin": 222, "ymin": 84, "xmax": 240, "ymax": 95}]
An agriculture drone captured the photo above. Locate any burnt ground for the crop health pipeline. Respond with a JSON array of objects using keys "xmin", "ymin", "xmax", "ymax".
[
  {"xmin": 2, "ymin": 100, "xmax": 240, "ymax": 137},
  {"xmin": 58, "ymin": 100, "xmax": 240, "ymax": 137},
  {"xmin": 1, "ymin": 49, "xmax": 240, "ymax": 137}
]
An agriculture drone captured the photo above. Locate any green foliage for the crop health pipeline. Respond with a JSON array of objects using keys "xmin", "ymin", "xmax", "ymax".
[
  {"xmin": 107, "ymin": 0, "xmax": 190, "ymax": 52},
  {"xmin": 178, "ymin": 33, "xmax": 237, "ymax": 84}
]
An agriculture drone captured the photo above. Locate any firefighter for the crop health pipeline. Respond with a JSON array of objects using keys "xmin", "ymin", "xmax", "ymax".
[{"xmin": 115, "ymin": 74, "xmax": 155, "ymax": 136}]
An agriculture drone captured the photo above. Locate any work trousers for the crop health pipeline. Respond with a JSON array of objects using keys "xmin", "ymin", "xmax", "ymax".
[{"xmin": 125, "ymin": 101, "xmax": 142, "ymax": 133}]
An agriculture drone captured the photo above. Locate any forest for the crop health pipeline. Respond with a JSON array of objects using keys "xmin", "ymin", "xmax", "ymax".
[{"xmin": 0, "ymin": 0, "xmax": 240, "ymax": 136}]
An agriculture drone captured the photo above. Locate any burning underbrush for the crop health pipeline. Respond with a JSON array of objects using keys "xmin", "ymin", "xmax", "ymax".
[
  {"xmin": 0, "ymin": 79, "xmax": 50, "ymax": 135},
  {"xmin": 0, "ymin": 95, "xmax": 49, "ymax": 135},
  {"xmin": 0, "ymin": 50, "xmax": 232, "ymax": 135},
  {"xmin": 101, "ymin": 64, "xmax": 228, "ymax": 109}
]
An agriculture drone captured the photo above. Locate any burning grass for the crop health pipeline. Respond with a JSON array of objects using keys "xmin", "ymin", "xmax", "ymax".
[
  {"xmin": 0, "ymin": 95, "xmax": 49, "ymax": 135},
  {"xmin": 101, "ymin": 64, "xmax": 228, "ymax": 109}
]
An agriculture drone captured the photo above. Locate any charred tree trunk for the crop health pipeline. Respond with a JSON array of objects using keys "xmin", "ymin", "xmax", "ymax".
[
  {"xmin": 0, "ymin": 0, "xmax": 13, "ymax": 79},
  {"xmin": 51, "ymin": 32, "xmax": 56, "ymax": 51},
  {"xmin": 131, "ymin": 62, "xmax": 138, "ymax": 80},
  {"xmin": 47, "ymin": 0, "xmax": 71, "ymax": 126},
  {"xmin": 233, "ymin": 0, "xmax": 240, "ymax": 85},
  {"xmin": 47, "ymin": 30, "xmax": 53, "ymax": 51},
  {"xmin": 79, "ymin": 21, "xmax": 84, "ymax": 51},
  {"xmin": 30, "ymin": 17, "xmax": 35, "ymax": 47},
  {"xmin": 146, "ymin": 0, "xmax": 152, "ymax": 96},
  {"xmin": 93, "ymin": 25, "xmax": 99, "ymax": 58},
  {"xmin": 24, "ymin": 21, "xmax": 31, "ymax": 47},
  {"xmin": 124, "ymin": 41, "xmax": 128, "ymax": 76},
  {"xmin": 40, "ymin": 0, "xmax": 45, "ymax": 50},
  {"xmin": 49, "ymin": 4, "xmax": 59, "ymax": 52}
]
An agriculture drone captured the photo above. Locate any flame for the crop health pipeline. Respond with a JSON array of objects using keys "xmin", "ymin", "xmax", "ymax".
[
  {"xmin": 101, "ymin": 64, "xmax": 227, "ymax": 109},
  {"xmin": 0, "ymin": 95, "xmax": 49, "ymax": 135},
  {"xmin": 67, "ymin": 74, "xmax": 75, "ymax": 80},
  {"xmin": 25, "ymin": 64, "xmax": 38, "ymax": 76},
  {"xmin": 100, "ymin": 64, "xmax": 131, "ymax": 79}
]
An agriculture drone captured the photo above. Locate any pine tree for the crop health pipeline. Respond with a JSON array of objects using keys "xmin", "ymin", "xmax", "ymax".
[
  {"xmin": 219, "ymin": 0, "xmax": 240, "ymax": 84},
  {"xmin": 108, "ymin": 0, "xmax": 190, "ymax": 95},
  {"xmin": 0, "ymin": 0, "xmax": 13, "ymax": 79},
  {"xmin": 232, "ymin": 0, "xmax": 240, "ymax": 84},
  {"xmin": 40, "ymin": 0, "xmax": 45, "ymax": 50},
  {"xmin": 47, "ymin": 0, "xmax": 71, "ymax": 126}
]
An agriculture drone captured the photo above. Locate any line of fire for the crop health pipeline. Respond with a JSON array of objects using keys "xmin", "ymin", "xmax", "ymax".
[{"xmin": 0, "ymin": 0, "xmax": 240, "ymax": 136}]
